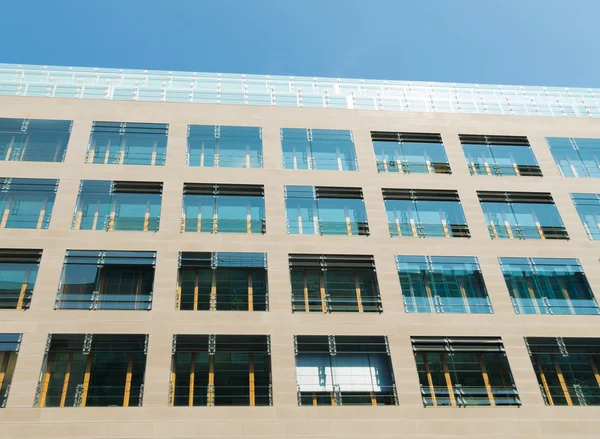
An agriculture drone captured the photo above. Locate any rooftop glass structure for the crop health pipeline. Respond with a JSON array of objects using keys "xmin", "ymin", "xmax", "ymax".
[{"xmin": 2, "ymin": 64, "xmax": 600, "ymax": 118}]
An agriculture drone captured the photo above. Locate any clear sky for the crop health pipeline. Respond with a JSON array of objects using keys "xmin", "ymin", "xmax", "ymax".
[{"xmin": 2, "ymin": 0, "xmax": 599, "ymax": 87}]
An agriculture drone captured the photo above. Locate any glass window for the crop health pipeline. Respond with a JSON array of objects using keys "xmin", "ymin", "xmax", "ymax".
[
  {"xmin": 372, "ymin": 131, "xmax": 450, "ymax": 174},
  {"xmin": 171, "ymin": 335, "xmax": 271, "ymax": 406},
  {"xmin": 412, "ymin": 336, "xmax": 520, "ymax": 407},
  {"xmin": 35, "ymin": 334, "xmax": 147, "ymax": 407},
  {"xmin": 383, "ymin": 189, "xmax": 469, "ymax": 238},
  {"xmin": 0, "ymin": 334, "xmax": 21, "ymax": 408},
  {"xmin": 460, "ymin": 135, "xmax": 541, "ymax": 176},
  {"xmin": 177, "ymin": 252, "xmax": 267, "ymax": 311},
  {"xmin": 527, "ymin": 337, "xmax": 600, "ymax": 406},
  {"xmin": 396, "ymin": 256, "xmax": 492, "ymax": 314},
  {"xmin": 0, "ymin": 249, "xmax": 41, "ymax": 310},
  {"xmin": 182, "ymin": 184, "xmax": 265, "ymax": 234},
  {"xmin": 499, "ymin": 257, "xmax": 598, "ymax": 315},
  {"xmin": 56, "ymin": 250, "xmax": 155, "ymax": 310},
  {"xmin": 0, "ymin": 118, "xmax": 71, "ymax": 162},
  {"xmin": 547, "ymin": 137, "xmax": 600, "ymax": 178},
  {"xmin": 295, "ymin": 335, "xmax": 397, "ymax": 406},
  {"xmin": 73, "ymin": 180, "xmax": 162, "ymax": 232},
  {"xmin": 479, "ymin": 192, "xmax": 568, "ymax": 240},
  {"xmin": 187, "ymin": 125, "xmax": 262, "ymax": 168},
  {"xmin": 87, "ymin": 122, "xmax": 167, "ymax": 166},
  {"xmin": 571, "ymin": 193, "xmax": 600, "ymax": 240},
  {"xmin": 281, "ymin": 128, "xmax": 358, "ymax": 171},
  {"xmin": 289, "ymin": 254, "xmax": 381, "ymax": 313},
  {"xmin": 0, "ymin": 178, "xmax": 58, "ymax": 229},
  {"xmin": 284, "ymin": 185, "xmax": 369, "ymax": 236}
]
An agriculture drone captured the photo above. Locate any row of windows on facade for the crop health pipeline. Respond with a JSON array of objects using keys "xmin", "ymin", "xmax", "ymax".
[
  {"xmin": 1, "ymin": 118, "xmax": 600, "ymax": 178},
  {"xmin": 2, "ymin": 178, "xmax": 600, "ymax": 240},
  {"xmin": 0, "ymin": 249, "xmax": 598, "ymax": 316},
  {"xmin": 0, "ymin": 334, "xmax": 598, "ymax": 408}
]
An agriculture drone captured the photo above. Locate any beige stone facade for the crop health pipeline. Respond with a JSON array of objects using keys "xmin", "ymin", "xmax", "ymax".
[{"xmin": 0, "ymin": 95, "xmax": 599, "ymax": 438}]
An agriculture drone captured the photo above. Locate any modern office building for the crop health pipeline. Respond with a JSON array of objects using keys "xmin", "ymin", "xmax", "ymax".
[{"xmin": 0, "ymin": 63, "xmax": 600, "ymax": 438}]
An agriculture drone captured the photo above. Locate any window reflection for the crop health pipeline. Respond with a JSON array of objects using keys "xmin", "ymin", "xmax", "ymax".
[
  {"xmin": 187, "ymin": 125, "xmax": 262, "ymax": 168},
  {"xmin": 479, "ymin": 192, "xmax": 567, "ymax": 240},
  {"xmin": 87, "ymin": 122, "xmax": 167, "ymax": 166},
  {"xmin": 383, "ymin": 189, "xmax": 469, "ymax": 238},
  {"xmin": 0, "ymin": 118, "xmax": 71, "ymax": 163},
  {"xmin": 282, "ymin": 129, "xmax": 358, "ymax": 171},
  {"xmin": 461, "ymin": 135, "xmax": 541, "ymax": 176},
  {"xmin": 547, "ymin": 137, "xmax": 600, "ymax": 178},
  {"xmin": 500, "ymin": 257, "xmax": 598, "ymax": 315},
  {"xmin": 372, "ymin": 132, "xmax": 450, "ymax": 174},
  {"xmin": 397, "ymin": 256, "xmax": 492, "ymax": 314},
  {"xmin": 285, "ymin": 186, "xmax": 369, "ymax": 236}
]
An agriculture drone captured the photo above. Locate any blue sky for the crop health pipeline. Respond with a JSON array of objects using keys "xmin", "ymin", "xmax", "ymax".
[{"xmin": 2, "ymin": 0, "xmax": 599, "ymax": 87}]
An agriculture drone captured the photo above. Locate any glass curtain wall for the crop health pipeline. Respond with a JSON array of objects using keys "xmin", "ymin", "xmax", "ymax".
[
  {"xmin": 281, "ymin": 128, "xmax": 358, "ymax": 171},
  {"xmin": 289, "ymin": 254, "xmax": 382, "ymax": 313},
  {"xmin": 527, "ymin": 337, "xmax": 600, "ymax": 406},
  {"xmin": 187, "ymin": 125, "xmax": 262, "ymax": 168},
  {"xmin": 182, "ymin": 183, "xmax": 265, "ymax": 234},
  {"xmin": 383, "ymin": 189, "xmax": 470, "ymax": 238},
  {"xmin": 0, "ymin": 178, "xmax": 58, "ymax": 229},
  {"xmin": 0, "ymin": 118, "xmax": 71, "ymax": 162},
  {"xmin": 73, "ymin": 180, "xmax": 162, "ymax": 232},
  {"xmin": 295, "ymin": 335, "xmax": 397, "ymax": 406},
  {"xmin": 478, "ymin": 191, "xmax": 568, "ymax": 240},
  {"xmin": 499, "ymin": 257, "xmax": 599, "ymax": 315},
  {"xmin": 284, "ymin": 185, "xmax": 369, "ymax": 236},
  {"xmin": 170, "ymin": 335, "xmax": 271, "ymax": 406},
  {"xmin": 55, "ymin": 251, "xmax": 155, "ymax": 310},
  {"xmin": 460, "ymin": 134, "xmax": 541, "ymax": 176},
  {"xmin": 0, "ymin": 334, "xmax": 21, "ymax": 408},
  {"xmin": 546, "ymin": 137, "xmax": 600, "ymax": 178},
  {"xmin": 372, "ymin": 131, "xmax": 450, "ymax": 174},
  {"xmin": 396, "ymin": 256, "xmax": 492, "ymax": 314},
  {"xmin": 571, "ymin": 193, "xmax": 600, "ymax": 240},
  {"xmin": 86, "ymin": 122, "xmax": 167, "ymax": 166},
  {"xmin": 177, "ymin": 252, "xmax": 268, "ymax": 311},
  {"xmin": 36, "ymin": 334, "xmax": 148, "ymax": 408},
  {"xmin": 412, "ymin": 336, "xmax": 520, "ymax": 407},
  {"xmin": 0, "ymin": 249, "xmax": 41, "ymax": 310}
]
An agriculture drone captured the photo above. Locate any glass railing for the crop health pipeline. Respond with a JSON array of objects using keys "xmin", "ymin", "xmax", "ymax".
[
  {"xmin": 389, "ymin": 222, "xmax": 470, "ymax": 238},
  {"xmin": 421, "ymin": 385, "xmax": 520, "ymax": 407},
  {"xmin": 542, "ymin": 384, "xmax": 600, "ymax": 406},
  {"xmin": 376, "ymin": 160, "xmax": 451, "ymax": 174},
  {"xmin": 6, "ymin": 63, "xmax": 600, "ymax": 118},
  {"xmin": 0, "ymin": 289, "xmax": 33, "ymax": 309},
  {"xmin": 469, "ymin": 163, "xmax": 542, "ymax": 177},
  {"xmin": 173, "ymin": 385, "xmax": 271, "ymax": 406},
  {"xmin": 187, "ymin": 152, "xmax": 263, "ymax": 168},
  {"xmin": 179, "ymin": 290, "xmax": 267, "ymax": 311},
  {"xmin": 511, "ymin": 297, "xmax": 599, "ymax": 315},
  {"xmin": 3, "ymin": 148, "xmax": 67, "ymax": 163},
  {"xmin": 2, "ymin": 212, "xmax": 52, "ymax": 230},
  {"xmin": 77, "ymin": 385, "xmax": 143, "ymax": 407},
  {"xmin": 87, "ymin": 150, "xmax": 167, "ymax": 166},
  {"xmin": 292, "ymin": 295, "xmax": 382, "ymax": 313},
  {"xmin": 287, "ymin": 219, "xmax": 317, "ymax": 235},
  {"xmin": 283, "ymin": 156, "xmax": 358, "ymax": 171},
  {"xmin": 56, "ymin": 293, "xmax": 153, "ymax": 310},
  {"xmin": 298, "ymin": 388, "xmax": 397, "ymax": 406},
  {"xmin": 106, "ymin": 216, "xmax": 160, "ymax": 232},
  {"xmin": 182, "ymin": 218, "xmax": 265, "ymax": 234},
  {"xmin": 404, "ymin": 296, "xmax": 492, "ymax": 314},
  {"xmin": 1, "ymin": 385, "xmax": 11, "ymax": 408},
  {"xmin": 318, "ymin": 221, "xmax": 369, "ymax": 236},
  {"xmin": 488, "ymin": 224, "xmax": 568, "ymax": 240},
  {"xmin": 583, "ymin": 225, "xmax": 600, "ymax": 240}
]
